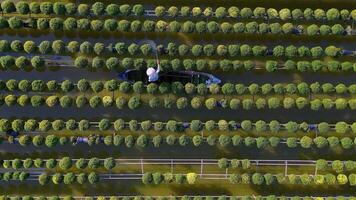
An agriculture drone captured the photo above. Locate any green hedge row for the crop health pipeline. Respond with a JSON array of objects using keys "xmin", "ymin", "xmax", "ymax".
[
  {"xmin": 0, "ymin": 39, "xmax": 345, "ymax": 58},
  {"xmin": 1, "ymin": 157, "xmax": 115, "ymax": 171},
  {"xmin": 0, "ymin": 170, "xmax": 29, "ymax": 182},
  {"xmin": 37, "ymin": 172, "xmax": 99, "ymax": 185},
  {"xmin": 0, "ymin": 1, "xmax": 144, "ymax": 16},
  {"xmin": 8, "ymin": 133, "xmax": 356, "ymax": 150},
  {"xmin": 2, "ymin": 94, "xmax": 355, "ymax": 110},
  {"xmin": 218, "ymin": 158, "xmax": 356, "ymax": 174},
  {"xmin": 0, "ymin": 170, "xmax": 99, "ymax": 185},
  {"xmin": 2, "ymin": 117, "xmax": 356, "ymax": 134},
  {"xmin": 1, "ymin": 1, "xmax": 356, "ymax": 21},
  {"xmin": 3, "ymin": 157, "xmax": 356, "ymax": 174},
  {"xmin": 74, "ymin": 57, "xmax": 355, "ymax": 73},
  {"xmin": 0, "ymin": 16, "xmax": 350, "ymax": 36},
  {"xmin": 0, "ymin": 55, "xmax": 45, "ymax": 70},
  {"xmin": 142, "ymin": 172, "xmax": 194, "ymax": 185},
  {"xmin": 152, "ymin": 6, "xmax": 356, "ymax": 21},
  {"xmin": 2, "ymin": 79, "xmax": 356, "ymax": 96},
  {"xmin": 36, "ymin": 171, "xmax": 356, "ymax": 186},
  {"xmin": 4, "ymin": 55, "xmax": 355, "ymax": 73},
  {"xmin": 141, "ymin": 171, "xmax": 356, "ymax": 186},
  {"xmin": 227, "ymin": 172, "xmax": 356, "ymax": 186},
  {"xmin": 314, "ymin": 159, "xmax": 356, "ymax": 173}
]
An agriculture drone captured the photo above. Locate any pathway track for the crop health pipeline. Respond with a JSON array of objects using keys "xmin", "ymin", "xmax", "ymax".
[
  {"xmin": 0, "ymin": 143, "xmax": 355, "ymax": 160},
  {"xmin": 1, "ymin": 67, "xmax": 356, "ymax": 84},
  {"xmin": 0, "ymin": 106, "xmax": 354, "ymax": 121}
]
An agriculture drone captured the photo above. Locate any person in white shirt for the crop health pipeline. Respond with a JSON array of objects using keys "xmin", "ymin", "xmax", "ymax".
[{"xmin": 146, "ymin": 60, "xmax": 161, "ymax": 82}]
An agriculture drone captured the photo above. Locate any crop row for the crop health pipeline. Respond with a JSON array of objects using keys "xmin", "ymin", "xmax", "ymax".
[
  {"xmin": 0, "ymin": 79, "xmax": 356, "ymax": 96},
  {"xmin": 7, "ymin": 134, "xmax": 356, "ymax": 150},
  {"xmin": 1, "ymin": 1, "xmax": 356, "ymax": 22},
  {"xmin": 2, "ymin": 157, "xmax": 356, "ymax": 173},
  {"xmin": 2, "ymin": 118, "xmax": 356, "ymax": 134},
  {"xmin": 71, "ymin": 58, "xmax": 356, "ymax": 73},
  {"xmin": 0, "ymin": 1, "xmax": 145, "ymax": 17},
  {"xmin": 1, "ymin": 157, "xmax": 116, "ymax": 171},
  {"xmin": 9, "ymin": 171, "xmax": 356, "ymax": 186},
  {"xmin": 0, "ymin": 196, "xmax": 354, "ymax": 200},
  {"xmin": 2, "ymin": 94, "xmax": 356, "ymax": 110},
  {"xmin": 38, "ymin": 172, "xmax": 99, "ymax": 185},
  {"xmin": 142, "ymin": 172, "xmax": 356, "ymax": 186},
  {"xmin": 213, "ymin": 158, "xmax": 356, "ymax": 173},
  {"xmin": 3, "ymin": 56, "xmax": 355, "ymax": 73},
  {"xmin": 0, "ymin": 40, "xmax": 347, "ymax": 58},
  {"xmin": 205, "ymin": 158, "xmax": 356, "ymax": 174},
  {"xmin": 0, "ymin": 170, "xmax": 29, "ymax": 182},
  {"xmin": 2, "ymin": 79, "xmax": 356, "ymax": 96},
  {"xmin": 0, "ymin": 55, "xmax": 45, "ymax": 70},
  {"xmin": 0, "ymin": 17, "xmax": 350, "ymax": 36},
  {"xmin": 314, "ymin": 159, "xmax": 356, "ymax": 173},
  {"xmin": 0, "ymin": 171, "xmax": 99, "ymax": 185},
  {"xmin": 1, "ymin": 171, "xmax": 356, "ymax": 186},
  {"xmin": 151, "ymin": 6, "xmax": 356, "ymax": 21},
  {"xmin": 0, "ymin": 170, "xmax": 356, "ymax": 186}
]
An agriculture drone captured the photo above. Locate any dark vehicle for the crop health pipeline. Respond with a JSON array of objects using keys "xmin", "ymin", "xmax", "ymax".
[
  {"xmin": 6, "ymin": 129, "xmax": 19, "ymax": 137},
  {"xmin": 118, "ymin": 69, "xmax": 221, "ymax": 86}
]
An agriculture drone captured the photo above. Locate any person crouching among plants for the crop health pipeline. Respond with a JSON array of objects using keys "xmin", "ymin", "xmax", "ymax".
[{"xmin": 146, "ymin": 59, "xmax": 161, "ymax": 82}]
